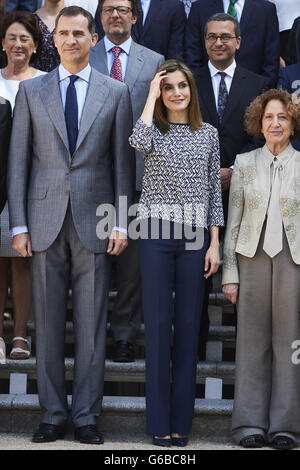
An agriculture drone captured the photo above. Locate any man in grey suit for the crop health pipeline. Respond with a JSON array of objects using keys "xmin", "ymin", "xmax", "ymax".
[
  {"xmin": 7, "ymin": 6, "xmax": 135, "ymax": 444},
  {"xmin": 90, "ymin": 0, "xmax": 164, "ymax": 362}
]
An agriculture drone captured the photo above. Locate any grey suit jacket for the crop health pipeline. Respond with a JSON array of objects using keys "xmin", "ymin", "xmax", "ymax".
[
  {"xmin": 7, "ymin": 66, "xmax": 135, "ymax": 253},
  {"xmin": 90, "ymin": 39, "xmax": 164, "ymax": 190}
]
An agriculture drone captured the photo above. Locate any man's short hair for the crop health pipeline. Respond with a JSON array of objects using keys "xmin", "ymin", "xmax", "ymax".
[
  {"xmin": 98, "ymin": 0, "xmax": 142, "ymax": 19},
  {"xmin": 55, "ymin": 6, "xmax": 96, "ymax": 35},
  {"xmin": 205, "ymin": 12, "xmax": 241, "ymax": 38}
]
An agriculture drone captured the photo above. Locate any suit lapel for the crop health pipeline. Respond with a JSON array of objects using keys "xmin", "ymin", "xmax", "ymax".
[
  {"xmin": 91, "ymin": 40, "xmax": 109, "ymax": 76},
  {"xmin": 39, "ymin": 69, "xmax": 69, "ymax": 152},
  {"xmin": 221, "ymin": 66, "xmax": 247, "ymax": 123},
  {"xmin": 124, "ymin": 41, "xmax": 145, "ymax": 93},
  {"xmin": 239, "ymin": 0, "xmax": 253, "ymax": 32},
  {"xmin": 75, "ymin": 67, "xmax": 109, "ymax": 153},
  {"xmin": 211, "ymin": 0, "xmax": 224, "ymax": 13},
  {"xmin": 140, "ymin": 0, "xmax": 160, "ymax": 37},
  {"xmin": 197, "ymin": 67, "xmax": 219, "ymax": 127}
]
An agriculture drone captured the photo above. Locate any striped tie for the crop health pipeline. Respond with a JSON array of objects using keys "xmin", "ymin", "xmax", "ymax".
[{"xmin": 227, "ymin": 0, "xmax": 238, "ymax": 19}]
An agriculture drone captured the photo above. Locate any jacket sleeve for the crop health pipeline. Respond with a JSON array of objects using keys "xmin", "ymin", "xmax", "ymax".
[
  {"xmin": 0, "ymin": 99, "xmax": 12, "ymax": 214},
  {"xmin": 7, "ymin": 83, "xmax": 32, "ymax": 229},
  {"xmin": 222, "ymin": 156, "xmax": 245, "ymax": 285},
  {"xmin": 260, "ymin": 2, "xmax": 280, "ymax": 88}
]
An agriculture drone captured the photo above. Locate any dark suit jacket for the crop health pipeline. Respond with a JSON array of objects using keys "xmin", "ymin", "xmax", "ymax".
[
  {"xmin": 185, "ymin": 0, "xmax": 280, "ymax": 87},
  {"xmin": 0, "ymin": 98, "xmax": 12, "ymax": 214},
  {"xmin": 195, "ymin": 64, "xmax": 269, "ymax": 169},
  {"xmin": 286, "ymin": 16, "xmax": 300, "ymax": 65},
  {"xmin": 277, "ymin": 62, "xmax": 300, "ymax": 151},
  {"xmin": 95, "ymin": 0, "xmax": 186, "ymax": 60}
]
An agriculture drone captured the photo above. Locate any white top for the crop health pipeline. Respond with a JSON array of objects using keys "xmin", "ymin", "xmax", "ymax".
[
  {"xmin": 65, "ymin": 0, "xmax": 98, "ymax": 17},
  {"xmin": 269, "ymin": 0, "xmax": 300, "ymax": 32},
  {"xmin": 0, "ymin": 68, "xmax": 46, "ymax": 110},
  {"xmin": 208, "ymin": 59, "xmax": 236, "ymax": 109}
]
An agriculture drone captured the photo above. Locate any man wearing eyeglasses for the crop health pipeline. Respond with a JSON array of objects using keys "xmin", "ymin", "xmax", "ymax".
[
  {"xmin": 185, "ymin": 0, "xmax": 280, "ymax": 88},
  {"xmin": 90, "ymin": 0, "xmax": 164, "ymax": 363},
  {"xmin": 94, "ymin": 0, "xmax": 186, "ymax": 60},
  {"xmin": 194, "ymin": 13, "xmax": 269, "ymax": 358}
]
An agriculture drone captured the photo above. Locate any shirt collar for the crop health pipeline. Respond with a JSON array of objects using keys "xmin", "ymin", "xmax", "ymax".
[
  {"xmin": 58, "ymin": 63, "xmax": 91, "ymax": 82},
  {"xmin": 104, "ymin": 35, "xmax": 132, "ymax": 55},
  {"xmin": 208, "ymin": 60, "xmax": 236, "ymax": 79},
  {"xmin": 261, "ymin": 142, "xmax": 296, "ymax": 167}
]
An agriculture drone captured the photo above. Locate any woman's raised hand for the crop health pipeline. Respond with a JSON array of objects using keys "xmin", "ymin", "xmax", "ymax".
[{"xmin": 148, "ymin": 70, "xmax": 168, "ymax": 101}]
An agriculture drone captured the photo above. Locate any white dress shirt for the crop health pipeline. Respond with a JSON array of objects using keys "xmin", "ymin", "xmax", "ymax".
[
  {"xmin": 222, "ymin": 0, "xmax": 245, "ymax": 22},
  {"xmin": 140, "ymin": 0, "xmax": 152, "ymax": 25},
  {"xmin": 104, "ymin": 36, "xmax": 132, "ymax": 82},
  {"xmin": 208, "ymin": 59, "xmax": 236, "ymax": 109}
]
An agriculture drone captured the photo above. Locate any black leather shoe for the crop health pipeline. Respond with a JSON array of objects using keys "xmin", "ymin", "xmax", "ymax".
[
  {"xmin": 32, "ymin": 423, "xmax": 65, "ymax": 443},
  {"xmin": 152, "ymin": 436, "xmax": 172, "ymax": 447},
  {"xmin": 240, "ymin": 434, "xmax": 265, "ymax": 448},
  {"xmin": 113, "ymin": 341, "xmax": 135, "ymax": 362},
  {"xmin": 172, "ymin": 436, "xmax": 189, "ymax": 447},
  {"xmin": 74, "ymin": 425, "xmax": 104, "ymax": 444},
  {"xmin": 271, "ymin": 436, "xmax": 295, "ymax": 450}
]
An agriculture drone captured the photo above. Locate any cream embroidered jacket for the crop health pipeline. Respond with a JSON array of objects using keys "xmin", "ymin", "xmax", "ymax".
[{"xmin": 222, "ymin": 143, "xmax": 300, "ymax": 285}]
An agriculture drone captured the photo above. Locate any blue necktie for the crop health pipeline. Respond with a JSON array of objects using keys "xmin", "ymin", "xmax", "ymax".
[
  {"xmin": 65, "ymin": 75, "xmax": 79, "ymax": 155},
  {"xmin": 217, "ymin": 72, "xmax": 228, "ymax": 123}
]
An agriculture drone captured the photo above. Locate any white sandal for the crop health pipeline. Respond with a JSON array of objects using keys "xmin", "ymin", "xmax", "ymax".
[
  {"xmin": 0, "ymin": 337, "xmax": 6, "ymax": 364},
  {"xmin": 10, "ymin": 337, "xmax": 30, "ymax": 360}
]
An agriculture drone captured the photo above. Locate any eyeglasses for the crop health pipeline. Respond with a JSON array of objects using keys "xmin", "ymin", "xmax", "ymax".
[
  {"xmin": 206, "ymin": 34, "xmax": 238, "ymax": 43},
  {"xmin": 101, "ymin": 6, "xmax": 132, "ymax": 16}
]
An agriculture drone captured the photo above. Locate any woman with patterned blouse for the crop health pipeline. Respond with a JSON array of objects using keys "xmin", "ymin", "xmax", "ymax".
[
  {"xmin": 33, "ymin": 0, "xmax": 64, "ymax": 72},
  {"xmin": 222, "ymin": 89, "xmax": 300, "ymax": 450},
  {"xmin": 129, "ymin": 59, "xmax": 224, "ymax": 447}
]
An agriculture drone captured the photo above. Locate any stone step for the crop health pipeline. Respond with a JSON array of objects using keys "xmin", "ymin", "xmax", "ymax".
[
  {"xmin": 4, "ymin": 289, "xmax": 231, "ymax": 312},
  {"xmin": 0, "ymin": 394, "xmax": 233, "ymax": 437},
  {"xmin": 3, "ymin": 320, "xmax": 235, "ymax": 344},
  {"xmin": 0, "ymin": 358, "xmax": 235, "ymax": 385}
]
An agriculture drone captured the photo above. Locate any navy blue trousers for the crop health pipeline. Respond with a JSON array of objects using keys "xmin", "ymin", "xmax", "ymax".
[{"xmin": 139, "ymin": 220, "xmax": 209, "ymax": 436}]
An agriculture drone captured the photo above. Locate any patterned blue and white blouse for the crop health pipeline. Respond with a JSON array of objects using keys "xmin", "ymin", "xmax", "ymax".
[{"xmin": 129, "ymin": 119, "xmax": 224, "ymax": 228}]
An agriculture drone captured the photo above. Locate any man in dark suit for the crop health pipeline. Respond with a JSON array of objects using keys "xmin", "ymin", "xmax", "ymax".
[
  {"xmin": 7, "ymin": 6, "xmax": 135, "ymax": 444},
  {"xmin": 95, "ymin": 0, "xmax": 186, "ymax": 59},
  {"xmin": 90, "ymin": 0, "xmax": 164, "ymax": 362},
  {"xmin": 195, "ymin": 13, "xmax": 268, "ymax": 355},
  {"xmin": 0, "ymin": 98, "xmax": 11, "ymax": 215},
  {"xmin": 185, "ymin": 0, "xmax": 280, "ymax": 87},
  {"xmin": 278, "ymin": 61, "xmax": 300, "ymax": 151}
]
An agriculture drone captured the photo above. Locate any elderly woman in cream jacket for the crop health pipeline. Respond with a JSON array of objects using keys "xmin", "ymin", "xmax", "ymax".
[{"xmin": 222, "ymin": 89, "xmax": 300, "ymax": 450}]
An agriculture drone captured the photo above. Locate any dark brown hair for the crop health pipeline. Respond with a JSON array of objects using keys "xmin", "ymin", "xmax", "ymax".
[
  {"xmin": 55, "ymin": 6, "xmax": 96, "ymax": 35},
  {"xmin": 0, "ymin": 11, "xmax": 42, "ymax": 66},
  {"xmin": 154, "ymin": 59, "xmax": 203, "ymax": 134},
  {"xmin": 245, "ymin": 88, "xmax": 300, "ymax": 139}
]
